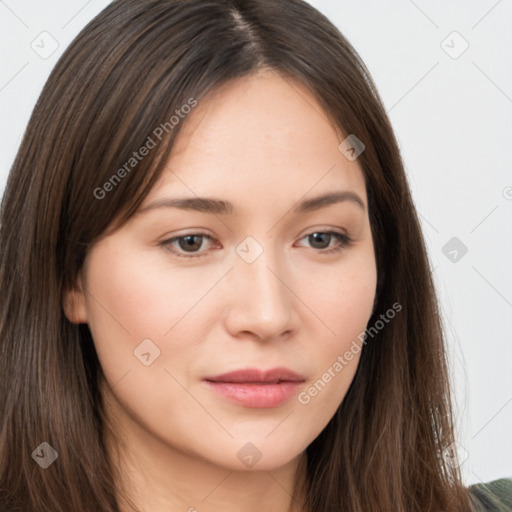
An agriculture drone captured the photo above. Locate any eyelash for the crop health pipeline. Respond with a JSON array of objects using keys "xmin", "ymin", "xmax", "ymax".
[{"xmin": 159, "ymin": 230, "xmax": 353, "ymax": 259}]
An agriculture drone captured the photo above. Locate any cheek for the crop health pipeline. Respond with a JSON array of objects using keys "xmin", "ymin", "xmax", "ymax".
[
  {"xmin": 294, "ymin": 247, "xmax": 377, "ymax": 402},
  {"xmin": 80, "ymin": 246, "xmax": 162, "ymax": 377},
  {"xmin": 84, "ymin": 240, "xmax": 211, "ymax": 336},
  {"xmin": 82, "ymin": 241, "xmax": 228, "ymax": 384},
  {"xmin": 296, "ymin": 245, "xmax": 377, "ymax": 342}
]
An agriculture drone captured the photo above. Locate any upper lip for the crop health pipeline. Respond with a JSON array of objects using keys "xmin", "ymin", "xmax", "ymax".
[{"xmin": 204, "ymin": 367, "xmax": 305, "ymax": 384}]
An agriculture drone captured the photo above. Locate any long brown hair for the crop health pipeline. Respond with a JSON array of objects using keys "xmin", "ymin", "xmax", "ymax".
[{"xmin": 0, "ymin": 0, "xmax": 479, "ymax": 510}]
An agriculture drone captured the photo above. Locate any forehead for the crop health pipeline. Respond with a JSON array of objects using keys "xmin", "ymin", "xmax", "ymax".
[{"xmin": 145, "ymin": 69, "xmax": 367, "ymax": 211}]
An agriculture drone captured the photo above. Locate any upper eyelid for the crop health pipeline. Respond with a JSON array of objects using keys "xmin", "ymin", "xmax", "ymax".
[{"xmin": 163, "ymin": 228, "xmax": 348, "ymax": 244}]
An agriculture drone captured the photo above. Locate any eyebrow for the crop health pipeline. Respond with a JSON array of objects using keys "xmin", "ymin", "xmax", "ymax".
[{"xmin": 138, "ymin": 190, "xmax": 366, "ymax": 216}]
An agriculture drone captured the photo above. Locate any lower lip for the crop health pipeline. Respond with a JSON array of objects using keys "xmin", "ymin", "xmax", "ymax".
[{"xmin": 204, "ymin": 381, "xmax": 303, "ymax": 408}]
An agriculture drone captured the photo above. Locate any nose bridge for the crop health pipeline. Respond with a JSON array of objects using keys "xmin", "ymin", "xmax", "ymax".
[
  {"xmin": 226, "ymin": 235, "xmax": 295, "ymax": 339},
  {"xmin": 238, "ymin": 237, "xmax": 289, "ymax": 308}
]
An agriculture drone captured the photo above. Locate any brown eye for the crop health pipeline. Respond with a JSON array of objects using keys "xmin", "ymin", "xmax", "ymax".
[
  {"xmin": 160, "ymin": 233, "xmax": 215, "ymax": 258},
  {"xmin": 177, "ymin": 235, "xmax": 205, "ymax": 252}
]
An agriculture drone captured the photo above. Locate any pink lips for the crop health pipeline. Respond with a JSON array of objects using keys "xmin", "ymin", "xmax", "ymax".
[{"xmin": 203, "ymin": 367, "xmax": 305, "ymax": 408}]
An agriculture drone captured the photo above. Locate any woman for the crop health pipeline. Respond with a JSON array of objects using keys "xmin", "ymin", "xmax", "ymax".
[{"xmin": 0, "ymin": 0, "xmax": 510, "ymax": 510}]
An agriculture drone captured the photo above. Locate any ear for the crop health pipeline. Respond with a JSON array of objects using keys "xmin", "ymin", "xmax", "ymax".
[{"xmin": 63, "ymin": 272, "xmax": 88, "ymax": 324}]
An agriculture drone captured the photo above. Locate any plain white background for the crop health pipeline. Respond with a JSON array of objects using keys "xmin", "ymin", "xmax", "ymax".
[{"xmin": 0, "ymin": 0, "xmax": 511, "ymax": 486}]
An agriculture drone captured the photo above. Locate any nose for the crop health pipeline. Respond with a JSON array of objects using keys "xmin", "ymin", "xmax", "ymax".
[{"xmin": 223, "ymin": 245, "xmax": 297, "ymax": 342}]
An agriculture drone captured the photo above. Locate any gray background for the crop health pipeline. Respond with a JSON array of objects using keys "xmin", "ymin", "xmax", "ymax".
[{"xmin": 0, "ymin": 0, "xmax": 511, "ymax": 485}]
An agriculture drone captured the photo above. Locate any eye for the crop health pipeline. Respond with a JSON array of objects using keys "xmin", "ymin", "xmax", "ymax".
[
  {"xmin": 297, "ymin": 231, "xmax": 353, "ymax": 254},
  {"xmin": 160, "ymin": 230, "xmax": 353, "ymax": 259},
  {"xmin": 160, "ymin": 233, "xmax": 215, "ymax": 258}
]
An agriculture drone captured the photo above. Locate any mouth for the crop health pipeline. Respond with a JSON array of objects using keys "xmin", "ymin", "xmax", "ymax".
[{"xmin": 203, "ymin": 367, "xmax": 305, "ymax": 408}]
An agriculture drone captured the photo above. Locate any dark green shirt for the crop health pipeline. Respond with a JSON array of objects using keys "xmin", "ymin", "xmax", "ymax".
[{"xmin": 469, "ymin": 478, "xmax": 512, "ymax": 511}]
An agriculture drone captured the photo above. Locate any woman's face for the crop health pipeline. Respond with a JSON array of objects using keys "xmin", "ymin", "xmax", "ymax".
[{"xmin": 65, "ymin": 69, "xmax": 377, "ymax": 471}]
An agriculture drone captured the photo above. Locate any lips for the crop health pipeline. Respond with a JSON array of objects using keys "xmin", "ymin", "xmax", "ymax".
[
  {"xmin": 203, "ymin": 367, "xmax": 305, "ymax": 408},
  {"xmin": 204, "ymin": 367, "xmax": 305, "ymax": 384}
]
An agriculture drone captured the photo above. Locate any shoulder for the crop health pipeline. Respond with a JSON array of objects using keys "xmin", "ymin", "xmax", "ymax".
[{"xmin": 468, "ymin": 477, "xmax": 512, "ymax": 511}]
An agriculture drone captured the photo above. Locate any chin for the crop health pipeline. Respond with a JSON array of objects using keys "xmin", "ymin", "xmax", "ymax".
[{"xmin": 202, "ymin": 437, "xmax": 307, "ymax": 473}]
